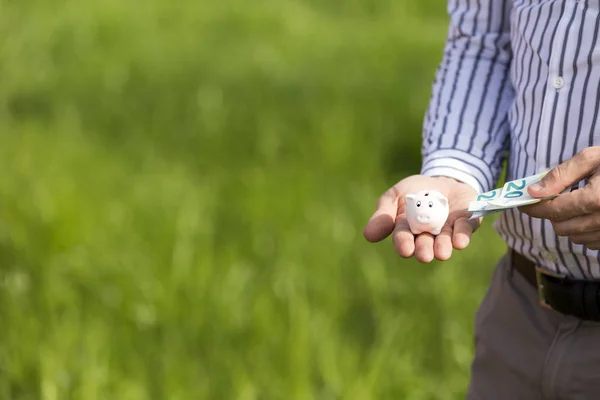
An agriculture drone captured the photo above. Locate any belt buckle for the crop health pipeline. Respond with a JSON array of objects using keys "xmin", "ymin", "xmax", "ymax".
[{"xmin": 535, "ymin": 266, "xmax": 565, "ymax": 310}]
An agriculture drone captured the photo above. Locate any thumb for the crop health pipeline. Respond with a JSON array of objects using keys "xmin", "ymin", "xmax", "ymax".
[
  {"xmin": 528, "ymin": 148, "xmax": 600, "ymax": 197},
  {"xmin": 364, "ymin": 188, "xmax": 400, "ymax": 242}
]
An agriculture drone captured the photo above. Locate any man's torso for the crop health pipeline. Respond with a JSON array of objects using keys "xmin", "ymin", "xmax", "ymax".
[{"xmin": 497, "ymin": 0, "xmax": 600, "ymax": 278}]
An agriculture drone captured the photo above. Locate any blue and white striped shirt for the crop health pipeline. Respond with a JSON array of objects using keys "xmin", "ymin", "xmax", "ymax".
[{"xmin": 420, "ymin": 0, "xmax": 600, "ymax": 279}]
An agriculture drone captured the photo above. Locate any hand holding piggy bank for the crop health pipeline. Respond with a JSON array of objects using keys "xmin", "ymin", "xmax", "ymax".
[{"xmin": 405, "ymin": 190, "xmax": 449, "ymax": 235}]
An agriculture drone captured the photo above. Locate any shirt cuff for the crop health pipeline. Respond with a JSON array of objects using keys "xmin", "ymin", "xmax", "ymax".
[{"xmin": 420, "ymin": 149, "xmax": 497, "ymax": 194}]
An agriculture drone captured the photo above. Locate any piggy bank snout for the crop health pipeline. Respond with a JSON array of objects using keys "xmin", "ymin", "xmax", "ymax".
[
  {"xmin": 417, "ymin": 213, "xmax": 431, "ymax": 222},
  {"xmin": 413, "ymin": 203, "xmax": 447, "ymax": 222}
]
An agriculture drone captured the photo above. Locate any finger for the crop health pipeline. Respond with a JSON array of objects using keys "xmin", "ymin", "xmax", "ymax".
[
  {"xmin": 528, "ymin": 147, "xmax": 600, "ymax": 198},
  {"xmin": 569, "ymin": 230, "xmax": 600, "ymax": 246},
  {"xmin": 585, "ymin": 241, "xmax": 600, "ymax": 251},
  {"xmin": 552, "ymin": 213, "xmax": 600, "ymax": 236},
  {"xmin": 520, "ymin": 187, "xmax": 598, "ymax": 221},
  {"xmin": 434, "ymin": 223, "xmax": 453, "ymax": 261},
  {"xmin": 392, "ymin": 217, "xmax": 415, "ymax": 258},
  {"xmin": 414, "ymin": 233, "xmax": 435, "ymax": 263},
  {"xmin": 452, "ymin": 216, "xmax": 480, "ymax": 249},
  {"xmin": 364, "ymin": 187, "xmax": 400, "ymax": 242}
]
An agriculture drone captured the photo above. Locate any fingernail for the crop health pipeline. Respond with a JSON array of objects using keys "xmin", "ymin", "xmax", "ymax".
[{"xmin": 530, "ymin": 183, "xmax": 543, "ymax": 191}]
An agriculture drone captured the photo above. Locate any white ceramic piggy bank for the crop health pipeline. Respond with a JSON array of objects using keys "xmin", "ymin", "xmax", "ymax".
[{"xmin": 404, "ymin": 190, "xmax": 449, "ymax": 235}]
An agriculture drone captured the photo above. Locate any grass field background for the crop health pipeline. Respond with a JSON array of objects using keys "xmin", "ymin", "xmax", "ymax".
[{"xmin": 0, "ymin": 1, "xmax": 507, "ymax": 399}]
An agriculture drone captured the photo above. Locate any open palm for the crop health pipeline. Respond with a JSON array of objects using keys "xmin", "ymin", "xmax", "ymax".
[{"xmin": 363, "ymin": 175, "xmax": 481, "ymax": 263}]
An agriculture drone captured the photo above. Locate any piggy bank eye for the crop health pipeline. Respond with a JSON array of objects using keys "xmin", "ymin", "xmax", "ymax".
[
  {"xmin": 416, "ymin": 201, "xmax": 421, "ymax": 207},
  {"xmin": 428, "ymin": 201, "xmax": 433, "ymax": 208}
]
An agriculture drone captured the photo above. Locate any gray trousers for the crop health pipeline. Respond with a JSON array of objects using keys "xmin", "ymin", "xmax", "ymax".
[{"xmin": 467, "ymin": 252, "xmax": 600, "ymax": 400}]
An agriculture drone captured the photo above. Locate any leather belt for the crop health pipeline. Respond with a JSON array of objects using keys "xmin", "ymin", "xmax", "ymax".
[{"xmin": 511, "ymin": 250, "xmax": 600, "ymax": 321}]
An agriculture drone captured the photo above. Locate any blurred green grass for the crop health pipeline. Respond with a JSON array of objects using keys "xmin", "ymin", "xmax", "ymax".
[{"xmin": 0, "ymin": 0, "xmax": 507, "ymax": 399}]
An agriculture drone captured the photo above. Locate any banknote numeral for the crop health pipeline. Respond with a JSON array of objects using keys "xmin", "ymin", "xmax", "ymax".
[
  {"xmin": 504, "ymin": 179, "xmax": 527, "ymax": 199},
  {"xmin": 476, "ymin": 190, "xmax": 497, "ymax": 202}
]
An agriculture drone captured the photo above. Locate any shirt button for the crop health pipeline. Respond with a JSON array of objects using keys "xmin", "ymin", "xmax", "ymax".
[{"xmin": 553, "ymin": 77, "xmax": 564, "ymax": 89}]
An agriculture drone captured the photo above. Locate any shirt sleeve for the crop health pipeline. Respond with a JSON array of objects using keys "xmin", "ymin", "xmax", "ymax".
[{"xmin": 420, "ymin": 0, "xmax": 514, "ymax": 194}]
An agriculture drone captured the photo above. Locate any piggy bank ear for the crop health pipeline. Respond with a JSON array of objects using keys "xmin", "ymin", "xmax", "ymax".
[
  {"xmin": 405, "ymin": 194, "xmax": 416, "ymax": 203},
  {"xmin": 436, "ymin": 195, "xmax": 448, "ymax": 207}
]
